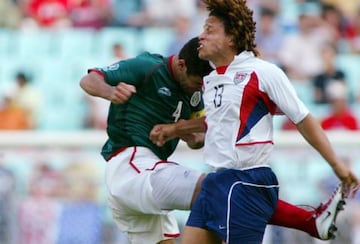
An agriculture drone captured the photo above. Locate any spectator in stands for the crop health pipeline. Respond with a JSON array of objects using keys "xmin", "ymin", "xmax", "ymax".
[
  {"xmin": 68, "ymin": 0, "xmax": 112, "ymax": 29},
  {"xmin": 351, "ymin": 7, "xmax": 360, "ymax": 54},
  {"xmin": 0, "ymin": 162, "xmax": 16, "ymax": 244},
  {"xmin": 319, "ymin": 3, "xmax": 356, "ymax": 52},
  {"xmin": 321, "ymin": 81, "xmax": 359, "ymax": 130},
  {"xmin": 83, "ymin": 95, "xmax": 109, "ymax": 129},
  {"xmin": 57, "ymin": 162, "xmax": 102, "ymax": 243},
  {"xmin": 278, "ymin": 2, "xmax": 327, "ymax": 82},
  {"xmin": 0, "ymin": 0, "xmax": 22, "ymax": 28},
  {"xmin": 312, "ymin": 42, "xmax": 347, "ymax": 104},
  {"xmin": 0, "ymin": 91, "xmax": 31, "ymax": 130},
  {"xmin": 111, "ymin": 42, "xmax": 129, "ymax": 62},
  {"xmin": 255, "ymin": 6, "xmax": 284, "ymax": 65},
  {"xmin": 84, "ymin": 42, "xmax": 128, "ymax": 129},
  {"xmin": 321, "ymin": 0, "xmax": 359, "ymax": 21},
  {"xmin": 166, "ymin": 15, "xmax": 193, "ymax": 55},
  {"xmin": 108, "ymin": 0, "xmax": 144, "ymax": 27},
  {"xmin": 23, "ymin": 0, "xmax": 72, "ymax": 28},
  {"xmin": 18, "ymin": 163, "xmax": 62, "ymax": 244},
  {"xmin": 9, "ymin": 72, "xmax": 43, "ymax": 129},
  {"xmin": 188, "ymin": 0, "xmax": 208, "ymax": 36},
  {"xmin": 132, "ymin": 0, "xmax": 197, "ymax": 27}
]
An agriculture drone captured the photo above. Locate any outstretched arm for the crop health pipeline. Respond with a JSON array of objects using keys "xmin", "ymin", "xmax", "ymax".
[
  {"xmin": 296, "ymin": 113, "xmax": 360, "ymax": 197},
  {"xmin": 150, "ymin": 117, "xmax": 206, "ymax": 148},
  {"xmin": 80, "ymin": 71, "xmax": 136, "ymax": 104}
]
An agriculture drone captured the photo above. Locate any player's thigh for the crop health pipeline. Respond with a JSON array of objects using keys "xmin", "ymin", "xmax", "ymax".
[
  {"xmin": 124, "ymin": 212, "xmax": 180, "ymax": 244},
  {"xmin": 150, "ymin": 164, "xmax": 203, "ymax": 210},
  {"xmin": 158, "ymin": 239, "xmax": 176, "ymax": 244},
  {"xmin": 180, "ymin": 226, "xmax": 221, "ymax": 244}
]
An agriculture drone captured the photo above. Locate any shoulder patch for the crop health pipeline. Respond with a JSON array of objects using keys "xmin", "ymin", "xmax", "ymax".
[
  {"xmin": 190, "ymin": 91, "xmax": 201, "ymax": 107},
  {"xmin": 102, "ymin": 63, "xmax": 120, "ymax": 71}
]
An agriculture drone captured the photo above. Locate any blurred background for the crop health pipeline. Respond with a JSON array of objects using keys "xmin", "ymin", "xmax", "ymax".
[{"xmin": 0, "ymin": 0, "xmax": 360, "ymax": 243}]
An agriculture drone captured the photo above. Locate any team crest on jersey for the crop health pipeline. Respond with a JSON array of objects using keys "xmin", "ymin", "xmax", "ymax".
[
  {"xmin": 158, "ymin": 87, "xmax": 171, "ymax": 96},
  {"xmin": 190, "ymin": 91, "xmax": 201, "ymax": 107},
  {"xmin": 233, "ymin": 72, "xmax": 249, "ymax": 85}
]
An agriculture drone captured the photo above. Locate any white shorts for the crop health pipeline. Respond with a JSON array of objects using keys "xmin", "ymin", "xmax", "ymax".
[{"xmin": 105, "ymin": 146, "xmax": 202, "ymax": 244}]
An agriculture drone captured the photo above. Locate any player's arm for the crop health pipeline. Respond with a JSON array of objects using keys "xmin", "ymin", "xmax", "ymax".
[
  {"xmin": 80, "ymin": 71, "xmax": 136, "ymax": 104},
  {"xmin": 150, "ymin": 117, "xmax": 206, "ymax": 147},
  {"xmin": 181, "ymin": 132, "xmax": 205, "ymax": 150},
  {"xmin": 296, "ymin": 114, "xmax": 360, "ymax": 197}
]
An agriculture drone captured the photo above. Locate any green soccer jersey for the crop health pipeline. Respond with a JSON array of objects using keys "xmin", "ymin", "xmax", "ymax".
[{"xmin": 92, "ymin": 52, "xmax": 204, "ymax": 160}]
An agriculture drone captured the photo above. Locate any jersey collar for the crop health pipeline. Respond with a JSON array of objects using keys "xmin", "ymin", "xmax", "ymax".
[{"xmin": 168, "ymin": 55, "xmax": 176, "ymax": 80}]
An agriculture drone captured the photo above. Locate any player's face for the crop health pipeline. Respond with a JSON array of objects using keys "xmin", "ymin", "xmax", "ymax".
[
  {"xmin": 198, "ymin": 16, "xmax": 234, "ymax": 66},
  {"xmin": 179, "ymin": 74, "xmax": 203, "ymax": 95}
]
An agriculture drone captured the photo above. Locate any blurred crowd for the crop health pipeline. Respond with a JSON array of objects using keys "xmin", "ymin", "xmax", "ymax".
[
  {"xmin": 0, "ymin": 1, "xmax": 360, "ymax": 243},
  {"xmin": 0, "ymin": 0, "xmax": 360, "ymax": 132},
  {"xmin": 0, "ymin": 156, "xmax": 120, "ymax": 244}
]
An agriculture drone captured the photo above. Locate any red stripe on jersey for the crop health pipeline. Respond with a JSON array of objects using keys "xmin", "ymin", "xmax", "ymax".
[
  {"xmin": 164, "ymin": 233, "xmax": 181, "ymax": 238},
  {"xmin": 88, "ymin": 69, "xmax": 105, "ymax": 77},
  {"xmin": 145, "ymin": 160, "xmax": 178, "ymax": 171},
  {"xmin": 168, "ymin": 55, "xmax": 176, "ymax": 80},
  {"xmin": 259, "ymin": 88, "xmax": 277, "ymax": 115},
  {"xmin": 237, "ymin": 72, "xmax": 259, "ymax": 140},
  {"xmin": 107, "ymin": 146, "xmax": 141, "ymax": 173},
  {"xmin": 106, "ymin": 146, "xmax": 128, "ymax": 161},
  {"xmin": 129, "ymin": 146, "xmax": 141, "ymax": 173},
  {"xmin": 237, "ymin": 72, "xmax": 276, "ymax": 140},
  {"xmin": 235, "ymin": 140, "xmax": 273, "ymax": 146}
]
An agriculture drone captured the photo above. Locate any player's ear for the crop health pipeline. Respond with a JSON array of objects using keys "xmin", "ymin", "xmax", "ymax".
[
  {"xmin": 178, "ymin": 59, "xmax": 186, "ymax": 69},
  {"xmin": 177, "ymin": 59, "xmax": 187, "ymax": 74}
]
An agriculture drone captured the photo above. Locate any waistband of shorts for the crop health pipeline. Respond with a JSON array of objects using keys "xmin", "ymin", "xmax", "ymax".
[
  {"xmin": 215, "ymin": 164, "xmax": 270, "ymax": 172},
  {"xmin": 106, "ymin": 146, "xmax": 129, "ymax": 161}
]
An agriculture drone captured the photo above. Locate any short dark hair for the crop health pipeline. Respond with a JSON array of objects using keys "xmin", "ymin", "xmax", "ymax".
[{"xmin": 178, "ymin": 37, "xmax": 213, "ymax": 77}]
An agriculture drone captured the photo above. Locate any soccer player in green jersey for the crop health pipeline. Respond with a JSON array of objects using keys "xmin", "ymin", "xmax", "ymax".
[
  {"xmin": 80, "ymin": 38, "xmax": 211, "ymax": 244},
  {"xmin": 80, "ymin": 37, "xmax": 355, "ymax": 244}
]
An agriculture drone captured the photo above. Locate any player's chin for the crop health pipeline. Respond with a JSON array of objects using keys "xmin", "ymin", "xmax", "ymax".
[{"xmin": 198, "ymin": 50, "xmax": 207, "ymax": 60}]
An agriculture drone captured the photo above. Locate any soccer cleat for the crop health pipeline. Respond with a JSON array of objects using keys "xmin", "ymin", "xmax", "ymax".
[{"xmin": 311, "ymin": 184, "xmax": 346, "ymax": 240}]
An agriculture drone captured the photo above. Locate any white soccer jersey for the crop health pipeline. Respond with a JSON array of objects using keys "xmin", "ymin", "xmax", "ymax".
[{"xmin": 202, "ymin": 51, "xmax": 309, "ymax": 169}]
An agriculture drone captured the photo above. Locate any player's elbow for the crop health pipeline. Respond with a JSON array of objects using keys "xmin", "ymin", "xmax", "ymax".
[
  {"xmin": 187, "ymin": 140, "xmax": 204, "ymax": 150},
  {"xmin": 79, "ymin": 75, "xmax": 93, "ymax": 94}
]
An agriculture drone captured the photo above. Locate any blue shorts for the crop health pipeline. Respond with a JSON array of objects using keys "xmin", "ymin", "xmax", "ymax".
[{"xmin": 186, "ymin": 166, "xmax": 279, "ymax": 244}]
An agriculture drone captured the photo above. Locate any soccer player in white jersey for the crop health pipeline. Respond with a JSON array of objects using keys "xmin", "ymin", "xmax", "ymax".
[{"xmin": 150, "ymin": 0, "xmax": 360, "ymax": 243}]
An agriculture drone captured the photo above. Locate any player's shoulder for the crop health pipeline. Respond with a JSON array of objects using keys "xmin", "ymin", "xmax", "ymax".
[
  {"xmin": 136, "ymin": 52, "xmax": 165, "ymax": 65},
  {"xmin": 253, "ymin": 57, "xmax": 287, "ymax": 79}
]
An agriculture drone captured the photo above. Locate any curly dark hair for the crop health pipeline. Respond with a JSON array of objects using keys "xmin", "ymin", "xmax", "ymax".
[{"xmin": 203, "ymin": 0, "xmax": 259, "ymax": 56}]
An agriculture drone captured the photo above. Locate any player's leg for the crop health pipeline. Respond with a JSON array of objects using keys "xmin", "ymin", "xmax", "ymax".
[
  {"xmin": 269, "ymin": 184, "xmax": 345, "ymax": 240},
  {"xmin": 181, "ymin": 226, "xmax": 221, "ymax": 244},
  {"xmin": 158, "ymin": 240, "xmax": 176, "ymax": 244},
  {"xmin": 105, "ymin": 147, "xmax": 184, "ymax": 243},
  {"xmin": 150, "ymin": 163, "xmax": 205, "ymax": 210},
  {"xmin": 121, "ymin": 212, "xmax": 180, "ymax": 244},
  {"xmin": 183, "ymin": 168, "xmax": 279, "ymax": 244}
]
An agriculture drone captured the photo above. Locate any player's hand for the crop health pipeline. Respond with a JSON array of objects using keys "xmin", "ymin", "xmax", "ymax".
[
  {"xmin": 109, "ymin": 82, "xmax": 136, "ymax": 104},
  {"xmin": 181, "ymin": 132, "xmax": 205, "ymax": 149},
  {"xmin": 333, "ymin": 164, "xmax": 360, "ymax": 198},
  {"xmin": 150, "ymin": 124, "xmax": 177, "ymax": 147}
]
